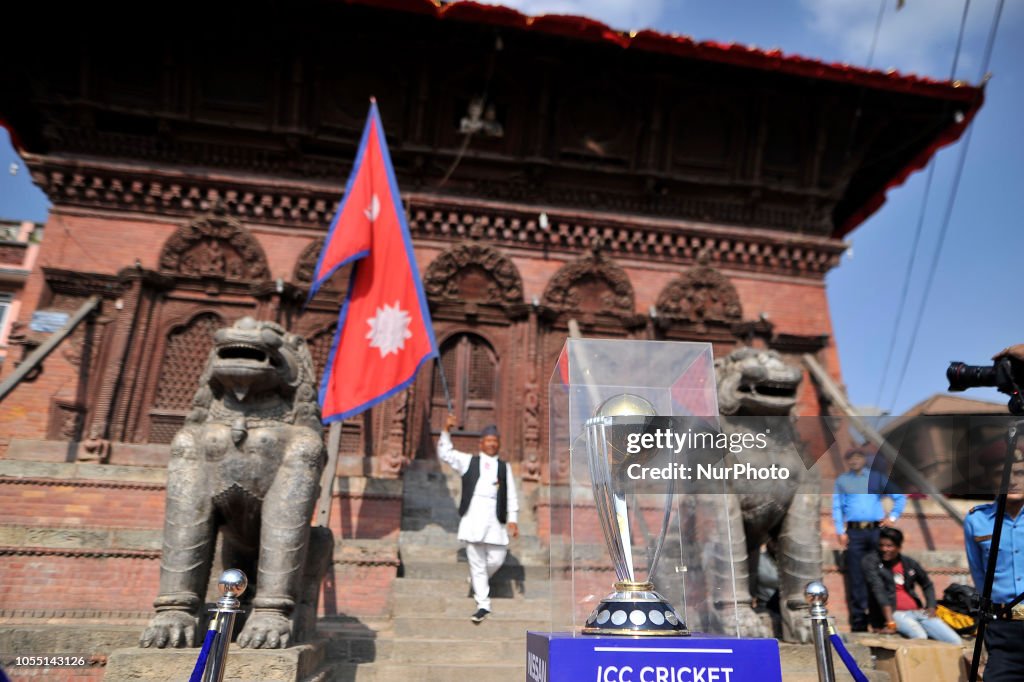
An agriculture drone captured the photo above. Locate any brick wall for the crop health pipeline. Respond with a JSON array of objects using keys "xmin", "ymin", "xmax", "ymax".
[
  {"xmin": 0, "ymin": 347, "xmax": 81, "ymax": 453},
  {"xmin": 509, "ymin": 254, "xmax": 838, "ymax": 346},
  {"xmin": 334, "ymin": 497, "xmax": 401, "ymax": 542},
  {"xmin": 321, "ymin": 561, "xmax": 399, "ymax": 619},
  {"xmin": 0, "ymin": 480, "xmax": 166, "ymax": 528},
  {"xmin": 24, "ymin": 212, "xmax": 318, "ymax": 283},
  {"xmin": 1, "ymin": 205, "xmax": 845, "ymax": 450},
  {"xmin": 0, "ymin": 467, "xmax": 403, "ymax": 621},
  {"xmin": 0, "ymin": 553, "xmax": 159, "ymax": 614}
]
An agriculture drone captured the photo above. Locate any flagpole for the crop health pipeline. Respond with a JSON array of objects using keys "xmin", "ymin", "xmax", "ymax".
[
  {"xmin": 436, "ymin": 357, "xmax": 453, "ymax": 413},
  {"xmin": 316, "ymin": 421, "xmax": 342, "ymax": 528}
]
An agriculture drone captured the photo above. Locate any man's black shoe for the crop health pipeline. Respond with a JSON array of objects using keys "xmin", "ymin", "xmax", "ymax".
[{"xmin": 471, "ymin": 608, "xmax": 490, "ymax": 623}]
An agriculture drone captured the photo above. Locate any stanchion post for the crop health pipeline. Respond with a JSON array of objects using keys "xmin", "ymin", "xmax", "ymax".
[
  {"xmin": 805, "ymin": 581, "xmax": 837, "ymax": 682},
  {"xmin": 203, "ymin": 569, "xmax": 247, "ymax": 682}
]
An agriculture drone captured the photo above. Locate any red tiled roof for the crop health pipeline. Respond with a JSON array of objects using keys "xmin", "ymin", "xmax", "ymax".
[
  {"xmin": 345, "ymin": 0, "xmax": 984, "ymax": 236},
  {"xmin": 349, "ymin": 0, "xmax": 981, "ymax": 104}
]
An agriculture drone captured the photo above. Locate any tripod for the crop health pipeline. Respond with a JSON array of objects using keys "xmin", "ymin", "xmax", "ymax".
[{"xmin": 968, "ymin": 418, "xmax": 1024, "ymax": 682}]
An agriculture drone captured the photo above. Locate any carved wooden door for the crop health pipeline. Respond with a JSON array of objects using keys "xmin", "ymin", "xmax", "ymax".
[{"xmin": 430, "ymin": 332, "xmax": 499, "ymax": 439}]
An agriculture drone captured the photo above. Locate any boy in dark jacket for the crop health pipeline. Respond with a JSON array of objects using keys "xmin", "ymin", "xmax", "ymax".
[{"xmin": 862, "ymin": 527, "xmax": 962, "ymax": 644}]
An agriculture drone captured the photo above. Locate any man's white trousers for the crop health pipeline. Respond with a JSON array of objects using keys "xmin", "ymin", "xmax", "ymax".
[{"xmin": 466, "ymin": 541, "xmax": 507, "ymax": 611}]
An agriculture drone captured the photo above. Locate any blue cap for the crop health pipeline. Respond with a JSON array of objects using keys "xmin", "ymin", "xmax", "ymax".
[{"xmin": 481, "ymin": 424, "xmax": 499, "ymax": 438}]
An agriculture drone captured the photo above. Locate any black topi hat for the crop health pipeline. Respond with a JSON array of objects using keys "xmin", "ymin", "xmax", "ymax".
[{"xmin": 481, "ymin": 424, "xmax": 499, "ymax": 438}]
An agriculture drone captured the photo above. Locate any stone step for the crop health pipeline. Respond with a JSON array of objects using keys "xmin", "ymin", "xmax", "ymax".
[
  {"xmin": 0, "ymin": 525, "xmax": 163, "ymax": 552},
  {"xmin": 0, "ymin": 459, "xmax": 167, "ymax": 483},
  {"xmin": 398, "ymin": 524, "xmax": 542, "ymax": 547},
  {"xmin": 400, "ymin": 559, "xmax": 549, "ymax": 583},
  {"xmin": 402, "ymin": 480, "xmax": 540, "ymax": 508},
  {"xmin": 400, "ymin": 490, "xmax": 462, "ymax": 507},
  {"xmin": 396, "ymin": 524, "xmax": 456, "ymax": 545},
  {"xmin": 392, "ymin": 592, "xmax": 551, "ymax": 620},
  {"xmin": 392, "ymin": 615, "xmax": 549, "ymax": 639},
  {"xmin": 390, "ymin": 577, "xmax": 552, "ymax": 601},
  {"xmin": 399, "ymin": 536, "xmax": 548, "ymax": 564},
  {"xmin": 400, "ymin": 472, "xmax": 464, "ymax": 504},
  {"xmin": 371, "ymin": 636, "xmax": 524, "ymax": 664},
  {"xmin": 398, "ymin": 507, "xmax": 460, "ymax": 526},
  {"xmin": 401, "ymin": 468, "xmax": 539, "ymax": 511},
  {"xmin": 328, "ymin": 661, "xmax": 525, "ymax": 682},
  {"xmin": 0, "ymin": 623, "xmax": 143, "ymax": 654},
  {"xmin": 316, "ymin": 617, "xmax": 393, "ymax": 664},
  {"xmin": 399, "ymin": 517, "xmax": 541, "ymax": 538},
  {"xmin": 106, "ymin": 642, "xmax": 329, "ymax": 682}
]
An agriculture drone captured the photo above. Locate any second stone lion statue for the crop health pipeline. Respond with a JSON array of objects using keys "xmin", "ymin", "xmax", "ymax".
[
  {"xmin": 709, "ymin": 347, "xmax": 822, "ymax": 643},
  {"xmin": 141, "ymin": 317, "xmax": 327, "ymax": 650}
]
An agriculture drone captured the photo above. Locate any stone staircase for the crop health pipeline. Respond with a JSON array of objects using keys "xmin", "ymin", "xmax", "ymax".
[
  {"xmin": 0, "ymin": 456, "xmax": 964, "ymax": 680},
  {"xmin": 323, "ymin": 464, "xmax": 552, "ymax": 681},
  {"xmin": 320, "ymin": 466, "xmax": 901, "ymax": 681}
]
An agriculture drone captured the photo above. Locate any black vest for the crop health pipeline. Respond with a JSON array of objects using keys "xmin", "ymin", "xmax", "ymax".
[{"xmin": 459, "ymin": 456, "xmax": 508, "ymax": 524}]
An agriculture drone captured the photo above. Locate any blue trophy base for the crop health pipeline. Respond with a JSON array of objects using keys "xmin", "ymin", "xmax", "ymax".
[{"xmin": 526, "ymin": 631, "xmax": 782, "ymax": 682}]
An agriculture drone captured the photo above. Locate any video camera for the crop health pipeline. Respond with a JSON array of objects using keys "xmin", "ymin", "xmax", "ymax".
[{"xmin": 948, "ymin": 356, "xmax": 1024, "ymax": 415}]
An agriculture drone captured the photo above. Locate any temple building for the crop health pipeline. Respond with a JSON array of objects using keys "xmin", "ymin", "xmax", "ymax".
[
  {"xmin": 0, "ymin": 219, "xmax": 41, "ymax": 367},
  {"xmin": 0, "ymin": 1, "xmax": 982, "ymax": 677}
]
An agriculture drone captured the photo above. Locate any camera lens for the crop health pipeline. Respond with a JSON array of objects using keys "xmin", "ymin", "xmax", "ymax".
[{"xmin": 947, "ymin": 361, "xmax": 998, "ymax": 391}]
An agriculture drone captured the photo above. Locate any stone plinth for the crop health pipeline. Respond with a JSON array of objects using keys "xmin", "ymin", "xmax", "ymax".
[{"xmin": 105, "ymin": 641, "xmax": 327, "ymax": 682}]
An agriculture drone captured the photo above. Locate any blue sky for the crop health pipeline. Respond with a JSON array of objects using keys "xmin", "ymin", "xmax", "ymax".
[{"xmin": 1, "ymin": 0, "xmax": 1021, "ymax": 415}]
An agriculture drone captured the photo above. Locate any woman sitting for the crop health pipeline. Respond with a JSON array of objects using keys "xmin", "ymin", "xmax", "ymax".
[{"xmin": 862, "ymin": 527, "xmax": 962, "ymax": 645}]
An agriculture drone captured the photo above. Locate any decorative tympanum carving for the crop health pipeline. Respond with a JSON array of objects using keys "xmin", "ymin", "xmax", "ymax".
[
  {"xmin": 159, "ymin": 213, "xmax": 269, "ymax": 281},
  {"xmin": 541, "ymin": 241, "xmax": 634, "ymax": 317},
  {"xmin": 655, "ymin": 259, "xmax": 742, "ymax": 324},
  {"xmin": 423, "ymin": 242, "xmax": 523, "ymax": 305}
]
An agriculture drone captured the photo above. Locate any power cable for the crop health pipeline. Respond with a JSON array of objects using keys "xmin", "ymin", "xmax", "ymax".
[
  {"xmin": 840, "ymin": 0, "xmax": 887, "ymax": 168},
  {"xmin": 873, "ymin": 0, "xmax": 974, "ymax": 408},
  {"xmin": 949, "ymin": 0, "xmax": 974, "ymax": 81},
  {"xmin": 866, "ymin": 0, "xmax": 887, "ymax": 68},
  {"xmin": 885, "ymin": 0, "xmax": 1004, "ymax": 412},
  {"xmin": 873, "ymin": 163, "xmax": 937, "ymax": 407}
]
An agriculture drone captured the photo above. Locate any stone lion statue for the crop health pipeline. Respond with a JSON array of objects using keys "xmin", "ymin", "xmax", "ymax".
[
  {"xmin": 141, "ymin": 317, "xmax": 327, "ymax": 650},
  {"xmin": 708, "ymin": 347, "xmax": 822, "ymax": 643}
]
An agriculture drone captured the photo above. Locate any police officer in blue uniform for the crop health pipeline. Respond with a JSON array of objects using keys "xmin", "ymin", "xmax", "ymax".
[
  {"xmin": 964, "ymin": 450, "xmax": 1024, "ymax": 681},
  {"xmin": 833, "ymin": 447, "xmax": 907, "ymax": 631}
]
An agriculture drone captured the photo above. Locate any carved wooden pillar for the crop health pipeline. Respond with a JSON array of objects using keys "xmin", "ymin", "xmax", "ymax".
[
  {"xmin": 521, "ymin": 304, "xmax": 542, "ymax": 481},
  {"xmin": 81, "ymin": 274, "xmax": 144, "ymax": 460},
  {"xmin": 379, "ymin": 388, "xmax": 409, "ymax": 477},
  {"xmin": 111, "ymin": 270, "xmax": 174, "ymax": 443}
]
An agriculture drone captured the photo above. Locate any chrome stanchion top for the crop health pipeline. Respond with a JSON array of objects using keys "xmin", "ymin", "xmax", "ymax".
[
  {"xmin": 805, "ymin": 581, "xmax": 836, "ymax": 682},
  {"xmin": 804, "ymin": 581, "xmax": 829, "ymax": 616},
  {"xmin": 202, "ymin": 569, "xmax": 248, "ymax": 682},
  {"xmin": 217, "ymin": 569, "xmax": 247, "ymax": 611}
]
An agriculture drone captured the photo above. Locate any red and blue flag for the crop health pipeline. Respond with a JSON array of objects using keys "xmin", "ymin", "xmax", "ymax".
[{"xmin": 313, "ymin": 100, "xmax": 438, "ymax": 423}]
